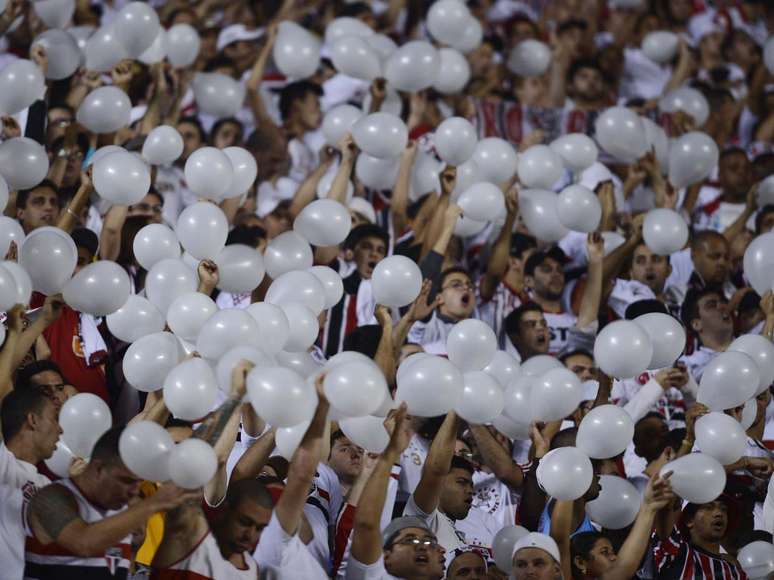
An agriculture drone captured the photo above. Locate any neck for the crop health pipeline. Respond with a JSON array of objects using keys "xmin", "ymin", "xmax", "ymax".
[
  {"xmin": 438, "ymin": 309, "xmax": 466, "ymax": 323},
  {"xmin": 721, "ymin": 190, "xmax": 746, "ymax": 204},
  {"xmin": 285, "ymin": 119, "xmax": 306, "ymax": 140},
  {"xmin": 700, "ymin": 332, "xmax": 732, "ymax": 352},
  {"xmin": 532, "ymin": 293, "xmax": 561, "ymax": 313},
  {"xmin": 6, "ymin": 437, "xmax": 40, "ymax": 465},
  {"xmin": 692, "ymin": 536, "xmax": 721, "ymax": 555}
]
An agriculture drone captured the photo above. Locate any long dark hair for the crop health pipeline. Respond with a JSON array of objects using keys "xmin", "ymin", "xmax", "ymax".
[{"xmin": 570, "ymin": 532, "xmax": 608, "ymax": 579}]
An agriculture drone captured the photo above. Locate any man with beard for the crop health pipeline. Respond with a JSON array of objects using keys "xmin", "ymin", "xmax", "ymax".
[
  {"xmin": 680, "ymin": 287, "xmax": 735, "ymax": 383},
  {"xmin": 694, "ymin": 148, "xmax": 754, "ymax": 234}
]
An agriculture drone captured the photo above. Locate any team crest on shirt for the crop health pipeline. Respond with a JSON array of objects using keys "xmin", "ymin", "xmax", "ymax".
[
  {"xmin": 412, "ymin": 453, "xmax": 421, "ymax": 466},
  {"xmin": 105, "ymin": 547, "xmax": 123, "ymax": 575}
]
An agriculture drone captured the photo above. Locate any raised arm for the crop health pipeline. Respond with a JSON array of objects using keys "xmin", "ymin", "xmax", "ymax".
[
  {"xmin": 577, "ymin": 232, "xmax": 604, "ymax": 330},
  {"xmin": 246, "ymin": 25, "xmax": 279, "ymax": 128},
  {"xmin": 412, "ymin": 411, "xmax": 457, "ymax": 514},
  {"xmin": 373, "ymin": 305, "xmax": 397, "ymax": 386},
  {"xmin": 351, "ymin": 404, "xmax": 411, "ymax": 565},
  {"xmin": 469, "ymin": 425, "xmax": 524, "ymax": 488},
  {"xmin": 550, "ymin": 499, "xmax": 575, "ymax": 580},
  {"xmin": 480, "ymin": 187, "xmax": 518, "ymax": 302},
  {"xmin": 289, "ymin": 149, "xmax": 335, "ymax": 218},
  {"xmin": 419, "ymin": 167, "xmax": 456, "ymax": 259},
  {"xmin": 391, "ymin": 142, "xmax": 418, "ymax": 236},
  {"xmin": 11, "ymin": 295, "xmax": 64, "ymax": 372},
  {"xmin": 0, "ymin": 306, "xmax": 24, "ymax": 401},
  {"xmin": 231, "ymin": 428, "xmax": 277, "ymax": 483},
  {"xmin": 98, "ymin": 204, "xmax": 128, "ymax": 261},
  {"xmin": 723, "ymin": 184, "xmax": 757, "ymax": 243}
]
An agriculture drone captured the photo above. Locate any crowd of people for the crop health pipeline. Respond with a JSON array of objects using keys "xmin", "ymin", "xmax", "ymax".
[{"xmin": 0, "ymin": 0, "xmax": 773, "ymax": 579}]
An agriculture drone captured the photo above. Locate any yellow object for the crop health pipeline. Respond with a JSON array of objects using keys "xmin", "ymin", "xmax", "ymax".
[{"xmin": 135, "ymin": 481, "xmax": 164, "ymax": 566}]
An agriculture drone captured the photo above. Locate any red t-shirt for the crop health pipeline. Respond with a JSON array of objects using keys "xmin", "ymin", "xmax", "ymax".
[{"xmin": 31, "ymin": 294, "xmax": 110, "ymax": 404}]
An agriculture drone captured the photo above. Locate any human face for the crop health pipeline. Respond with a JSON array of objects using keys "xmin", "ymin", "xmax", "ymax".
[
  {"xmin": 328, "ymin": 436, "xmax": 364, "ymax": 483},
  {"xmin": 439, "ymin": 272, "xmax": 476, "ymax": 321},
  {"xmin": 719, "ymin": 152, "xmax": 752, "ymax": 200},
  {"xmin": 261, "ymin": 208, "xmax": 292, "ymax": 239},
  {"xmin": 217, "ymin": 499, "xmax": 272, "ymax": 556},
  {"xmin": 350, "ymin": 235, "xmax": 387, "ymax": 279},
  {"xmin": 634, "ymin": 416, "xmax": 669, "ymax": 462},
  {"xmin": 692, "ymin": 238, "xmax": 729, "ymax": 286},
  {"xmin": 564, "ymin": 353, "xmax": 595, "ymax": 382},
  {"xmin": 177, "ymin": 121, "xmax": 203, "ymax": 162},
  {"xmin": 468, "ymin": 42, "xmax": 494, "ymax": 77},
  {"xmin": 213, "ymin": 121, "xmax": 242, "ymax": 149},
  {"xmin": 630, "ymin": 244, "xmax": 671, "ymax": 293},
  {"xmin": 527, "ymin": 258, "xmax": 565, "ymax": 301},
  {"xmin": 97, "ymin": 464, "xmax": 143, "ymax": 510},
  {"xmin": 296, "ymin": 92, "xmax": 322, "ymax": 132},
  {"xmin": 224, "ymin": 40, "xmax": 256, "ymax": 63},
  {"xmin": 512, "ymin": 548, "xmax": 560, "ymax": 580},
  {"xmin": 439, "ymin": 467, "xmax": 474, "ymax": 521},
  {"xmin": 32, "ymin": 399, "xmax": 62, "ymax": 460},
  {"xmin": 75, "ymin": 247, "xmax": 94, "ymax": 275},
  {"xmin": 571, "ymin": 67, "xmax": 605, "ymax": 103},
  {"xmin": 128, "ymin": 193, "xmax": 163, "ymax": 223},
  {"xmin": 693, "ymin": 293, "xmax": 733, "ymax": 339},
  {"xmin": 669, "ymin": 0, "xmax": 693, "ymax": 23},
  {"xmin": 384, "ymin": 527, "xmax": 445, "ymax": 579},
  {"xmin": 758, "ymin": 212, "xmax": 774, "ymax": 235},
  {"xmin": 755, "ymin": 389, "xmax": 771, "ymax": 425},
  {"xmin": 447, "ymin": 551, "xmax": 487, "ymax": 580},
  {"xmin": 515, "ymin": 311, "xmax": 550, "ymax": 357},
  {"xmin": 29, "ymin": 370, "xmax": 73, "ymax": 406},
  {"xmin": 688, "ymin": 500, "xmax": 728, "ymax": 543},
  {"xmin": 581, "ymin": 538, "xmax": 617, "ymax": 576},
  {"xmin": 47, "ymin": 107, "xmax": 72, "ymax": 142},
  {"xmin": 18, "ymin": 187, "xmax": 60, "ymax": 232},
  {"xmin": 514, "ymin": 76, "xmax": 547, "ymax": 108},
  {"xmin": 699, "ymin": 31, "xmax": 724, "ymax": 60}
]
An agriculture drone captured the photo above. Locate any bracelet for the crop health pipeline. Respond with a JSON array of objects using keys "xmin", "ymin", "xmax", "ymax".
[{"xmin": 65, "ymin": 208, "xmax": 78, "ymax": 218}]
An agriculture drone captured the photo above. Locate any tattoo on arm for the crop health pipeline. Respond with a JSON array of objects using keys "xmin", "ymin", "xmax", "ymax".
[
  {"xmin": 193, "ymin": 397, "xmax": 241, "ymax": 446},
  {"xmin": 30, "ymin": 485, "xmax": 80, "ymax": 542}
]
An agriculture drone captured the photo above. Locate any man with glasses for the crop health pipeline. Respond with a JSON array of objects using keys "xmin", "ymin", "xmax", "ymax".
[{"xmin": 127, "ymin": 190, "xmax": 165, "ymax": 224}]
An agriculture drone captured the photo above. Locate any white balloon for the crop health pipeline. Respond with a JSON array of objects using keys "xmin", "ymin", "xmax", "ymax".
[
  {"xmin": 0, "ymin": 137, "xmax": 49, "ymax": 190},
  {"xmin": 264, "ymin": 231, "xmax": 313, "ymax": 279},
  {"xmin": 577, "ymin": 405, "xmax": 635, "ymax": 459},
  {"xmin": 145, "ymin": 258, "xmax": 197, "ymax": 314},
  {"xmin": 634, "ymin": 312, "xmax": 686, "ymax": 369},
  {"xmin": 660, "ymin": 87, "xmax": 709, "ymax": 127},
  {"xmin": 142, "ymin": 125, "xmax": 184, "ymax": 165},
  {"xmin": 492, "ymin": 413, "xmax": 531, "ymax": 440},
  {"xmin": 309, "ymin": 266, "xmax": 344, "ymax": 309},
  {"xmin": 32, "ymin": 30, "xmax": 80, "ymax": 80},
  {"xmin": 641, "ymin": 31, "xmax": 679, "ymax": 64},
  {"xmin": 139, "ymin": 27, "xmax": 166, "ymax": 65},
  {"xmin": 45, "ymin": 439, "xmax": 76, "ymax": 477},
  {"xmin": 519, "ymin": 189, "xmax": 570, "ymax": 242},
  {"xmin": 492, "ymin": 526, "xmax": 529, "ymax": 573},
  {"xmin": 166, "ymin": 292, "xmax": 216, "ymax": 342},
  {"xmin": 215, "ymin": 346, "xmax": 273, "ymax": 392},
  {"xmin": 63, "ymin": 260, "xmax": 130, "ymax": 316},
  {"xmin": 384, "ymin": 40, "xmax": 439, "ymax": 92},
  {"xmin": 427, "ymin": 0, "xmax": 471, "ymax": 45},
  {"xmin": 454, "ymin": 17, "xmax": 482, "ymax": 54},
  {"xmin": 457, "ymin": 182, "xmax": 505, "ymax": 222},
  {"xmin": 744, "ymin": 233, "xmax": 774, "ymax": 296},
  {"xmin": 473, "ymin": 138, "xmax": 517, "ymax": 183},
  {"xmin": 508, "ymin": 40, "xmax": 551, "ymax": 77},
  {"xmin": 214, "ymin": 244, "xmax": 265, "ymax": 294},
  {"xmin": 0, "ymin": 60, "xmax": 45, "ymax": 115},
  {"xmin": 757, "ymin": 174, "xmax": 774, "ymax": 207},
  {"xmin": 659, "ymin": 453, "xmax": 726, "ymax": 504},
  {"xmin": 166, "ymin": 23, "xmax": 200, "ymax": 68},
  {"xmin": 280, "ymin": 303, "xmax": 319, "ymax": 352},
  {"xmin": 351, "ymin": 112, "xmax": 408, "ymax": 159},
  {"xmin": 366, "ymin": 33, "xmax": 398, "ymax": 63},
  {"xmin": 119, "ymin": 421, "xmax": 174, "ymax": 481},
  {"xmin": 1, "ymin": 261, "xmax": 32, "ymax": 307},
  {"xmin": 668, "ymin": 131, "xmax": 719, "ymax": 189},
  {"xmin": 93, "ymin": 151, "xmax": 151, "ymax": 205},
  {"xmin": 20, "ymin": 226, "xmax": 77, "ymax": 295},
  {"xmin": 395, "ymin": 352, "xmax": 433, "ymax": 384},
  {"xmin": 355, "ymin": 153, "xmax": 400, "ymax": 191},
  {"xmin": 133, "ymin": 224, "xmax": 181, "ymax": 271},
  {"xmin": 536, "ymin": 447, "xmax": 594, "ymax": 501},
  {"xmin": 447, "ymin": 319, "xmax": 497, "ymax": 372},
  {"xmin": 176, "ymin": 201, "xmax": 229, "ymax": 260},
  {"xmin": 84, "ymin": 25, "xmax": 127, "ymax": 72},
  {"xmin": 184, "ymin": 147, "xmax": 234, "ymax": 201},
  {"xmin": 521, "ymin": 355, "xmax": 563, "ymax": 377},
  {"xmin": 294, "ymin": 199, "xmax": 352, "ymax": 247},
  {"xmin": 741, "ymin": 397, "xmax": 757, "ymax": 430},
  {"xmin": 246, "ymin": 302, "xmax": 290, "ymax": 354},
  {"xmin": 33, "ymin": 0, "xmax": 75, "ymax": 29},
  {"xmin": 517, "ymin": 145, "xmax": 564, "ymax": 189},
  {"xmin": 698, "ymin": 351, "xmax": 760, "ymax": 411},
  {"xmin": 483, "ymin": 350, "xmax": 521, "ymax": 387},
  {"xmin": 324, "ymin": 361, "xmax": 387, "ymax": 417},
  {"xmin": 395, "ymin": 355, "xmax": 464, "ymax": 417},
  {"xmin": 168, "ymin": 438, "xmax": 217, "ymax": 489},
  {"xmin": 642, "ymin": 208, "xmax": 688, "ymax": 255},
  {"xmin": 331, "ymin": 35, "xmax": 381, "ymax": 81},
  {"xmin": 76, "ymin": 86, "xmax": 131, "ymax": 133},
  {"xmin": 695, "ymin": 412, "xmax": 747, "ymax": 465},
  {"xmin": 219, "ymin": 147, "xmax": 256, "ymax": 199},
  {"xmin": 273, "ymin": 22, "xmax": 321, "ymax": 80},
  {"xmin": 322, "ymin": 105, "xmax": 363, "ymax": 147},
  {"xmin": 362, "ymin": 85, "xmax": 403, "ymax": 116},
  {"xmin": 434, "ymin": 117, "xmax": 477, "ymax": 166},
  {"xmin": 433, "ymin": 48, "xmax": 470, "ymax": 94},
  {"xmin": 192, "ymin": 72, "xmax": 246, "ymax": 119},
  {"xmin": 67, "ymin": 25, "xmax": 94, "ymax": 51},
  {"xmin": 275, "ymin": 421, "xmax": 309, "ymax": 459},
  {"xmin": 265, "ymin": 270, "xmax": 326, "ymax": 315},
  {"xmin": 642, "ymin": 117, "xmax": 670, "ymax": 172},
  {"xmin": 550, "ymin": 133, "xmax": 598, "ymax": 173},
  {"xmin": 453, "ymin": 158, "xmax": 484, "ymax": 196},
  {"xmin": 276, "ymin": 349, "xmax": 322, "ymax": 378},
  {"xmin": 371, "ymin": 255, "xmax": 422, "ymax": 307},
  {"xmin": 325, "ymin": 17, "xmax": 373, "ymax": 44},
  {"xmin": 585, "ymin": 475, "xmax": 641, "ymax": 529},
  {"xmin": 247, "ymin": 366, "xmax": 317, "ymax": 427},
  {"xmin": 163, "ymin": 358, "xmax": 218, "ymax": 420},
  {"xmin": 114, "ymin": 1, "xmax": 160, "ymax": 57},
  {"xmin": 594, "ymin": 320, "xmax": 653, "ymax": 379},
  {"xmin": 0, "ymin": 265, "xmax": 17, "ymax": 312},
  {"xmin": 767, "ymin": 36, "xmax": 774, "ymax": 75},
  {"xmin": 196, "ymin": 309, "xmax": 259, "ymax": 360},
  {"xmin": 531, "ymin": 368, "xmax": 583, "ymax": 422},
  {"xmin": 316, "ymin": 165, "xmax": 354, "ymax": 201},
  {"xmin": 0, "ymin": 217, "xmax": 24, "ymax": 258},
  {"xmin": 594, "ymin": 107, "xmax": 648, "ymax": 163},
  {"xmin": 107, "ymin": 294, "xmax": 164, "ymax": 343},
  {"xmin": 738, "ymin": 541, "xmax": 774, "ymax": 580},
  {"xmin": 454, "ymin": 215, "xmax": 488, "ymax": 238},
  {"xmin": 556, "ymin": 185, "xmax": 601, "ymax": 233},
  {"xmin": 340, "ymin": 415, "xmax": 389, "ymax": 453},
  {"xmin": 123, "ymin": 331, "xmax": 182, "ymax": 392},
  {"xmin": 0, "ymin": 175, "xmax": 8, "ymax": 213},
  {"xmin": 729, "ymin": 334, "xmax": 774, "ymax": 395},
  {"xmin": 456, "ymin": 371, "xmax": 504, "ymax": 424},
  {"xmin": 60, "ymin": 393, "xmax": 112, "ymax": 458}
]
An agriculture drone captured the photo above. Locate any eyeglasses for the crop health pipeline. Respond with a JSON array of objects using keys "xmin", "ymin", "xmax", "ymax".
[
  {"xmin": 131, "ymin": 203, "xmax": 163, "ymax": 214},
  {"xmin": 442, "ymin": 280, "xmax": 475, "ymax": 291},
  {"xmin": 394, "ymin": 537, "xmax": 439, "ymax": 548}
]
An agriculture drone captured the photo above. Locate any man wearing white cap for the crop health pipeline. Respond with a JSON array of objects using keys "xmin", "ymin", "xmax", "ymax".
[
  {"xmin": 511, "ymin": 532, "xmax": 563, "ymax": 580},
  {"xmin": 216, "ymin": 24, "xmax": 264, "ymax": 76}
]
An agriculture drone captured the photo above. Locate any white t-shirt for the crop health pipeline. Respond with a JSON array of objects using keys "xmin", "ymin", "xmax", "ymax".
[
  {"xmin": 543, "ymin": 310, "xmax": 578, "ymax": 355},
  {"xmin": 0, "ymin": 483, "xmax": 30, "ymax": 580},
  {"xmin": 403, "ymin": 495, "xmax": 466, "ymax": 553},
  {"xmin": 458, "ymin": 470, "xmax": 519, "ymax": 549},
  {"xmin": 345, "ymin": 555, "xmax": 399, "ymax": 580},
  {"xmin": 303, "ymin": 463, "xmax": 345, "ymax": 572},
  {"xmin": 254, "ymin": 511, "xmax": 329, "ymax": 579},
  {"xmin": 0, "ymin": 442, "xmax": 51, "ymax": 489},
  {"xmin": 399, "ymin": 435, "xmax": 429, "ymax": 499}
]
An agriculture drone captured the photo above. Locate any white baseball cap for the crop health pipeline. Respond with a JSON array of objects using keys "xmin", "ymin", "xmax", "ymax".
[
  {"xmin": 217, "ymin": 24, "xmax": 264, "ymax": 52},
  {"xmin": 512, "ymin": 532, "xmax": 561, "ymax": 564},
  {"xmin": 348, "ymin": 197, "xmax": 377, "ymax": 224}
]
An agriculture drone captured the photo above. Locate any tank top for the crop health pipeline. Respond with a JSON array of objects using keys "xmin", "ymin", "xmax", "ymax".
[
  {"xmin": 24, "ymin": 479, "xmax": 131, "ymax": 579},
  {"xmin": 150, "ymin": 531, "xmax": 258, "ymax": 579}
]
